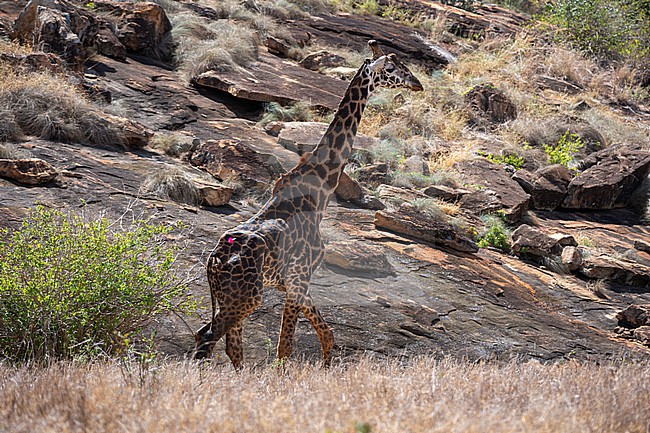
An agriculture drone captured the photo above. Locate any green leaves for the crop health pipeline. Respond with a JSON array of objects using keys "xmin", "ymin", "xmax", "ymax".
[
  {"xmin": 544, "ymin": 130, "xmax": 584, "ymax": 169},
  {"xmin": 0, "ymin": 206, "xmax": 193, "ymax": 363}
]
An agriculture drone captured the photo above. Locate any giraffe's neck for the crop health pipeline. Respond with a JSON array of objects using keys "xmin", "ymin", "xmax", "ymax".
[{"xmin": 259, "ymin": 62, "xmax": 375, "ymax": 220}]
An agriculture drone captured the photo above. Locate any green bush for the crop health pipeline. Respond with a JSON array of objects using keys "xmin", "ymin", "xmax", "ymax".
[
  {"xmin": 542, "ymin": 0, "xmax": 650, "ymax": 64},
  {"xmin": 478, "ymin": 150, "xmax": 525, "ymax": 170},
  {"xmin": 0, "ymin": 206, "xmax": 194, "ymax": 363},
  {"xmin": 544, "ymin": 130, "xmax": 583, "ymax": 169},
  {"xmin": 477, "ymin": 213, "xmax": 511, "ymax": 251}
]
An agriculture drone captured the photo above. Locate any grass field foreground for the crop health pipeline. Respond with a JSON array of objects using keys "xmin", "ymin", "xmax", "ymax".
[{"xmin": 1, "ymin": 357, "xmax": 649, "ymax": 433}]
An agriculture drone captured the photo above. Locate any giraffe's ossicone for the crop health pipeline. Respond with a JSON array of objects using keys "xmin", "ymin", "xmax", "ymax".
[{"xmin": 194, "ymin": 40, "xmax": 423, "ymax": 368}]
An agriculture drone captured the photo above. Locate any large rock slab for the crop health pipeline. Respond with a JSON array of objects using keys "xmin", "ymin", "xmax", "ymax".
[
  {"xmin": 454, "ymin": 158, "xmax": 530, "ymax": 223},
  {"xmin": 374, "ymin": 208, "xmax": 479, "ymax": 253},
  {"xmin": 289, "ymin": 12, "xmax": 454, "ymax": 70},
  {"xmin": 323, "ymin": 241, "xmax": 396, "ymax": 277},
  {"xmin": 384, "ymin": 0, "xmax": 529, "ymax": 38},
  {"xmin": 563, "ymin": 144, "xmax": 650, "ymax": 210},
  {"xmin": 579, "ymin": 254, "xmax": 650, "ymax": 288},
  {"xmin": 193, "ymin": 52, "xmax": 349, "ymax": 111}
]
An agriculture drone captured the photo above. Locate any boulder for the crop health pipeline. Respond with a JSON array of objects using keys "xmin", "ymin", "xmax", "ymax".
[
  {"xmin": 93, "ymin": 0, "xmax": 172, "ymax": 59},
  {"xmin": 193, "ymin": 52, "xmax": 348, "ymax": 111},
  {"xmin": 563, "ymin": 144, "xmax": 650, "ymax": 210},
  {"xmin": 32, "ymin": 5, "xmax": 84, "ymax": 70},
  {"xmin": 104, "ymin": 114, "xmax": 152, "ymax": 148},
  {"xmin": 374, "ymin": 209, "xmax": 479, "ymax": 253},
  {"xmin": 299, "ymin": 50, "xmax": 346, "ymax": 71},
  {"xmin": 579, "ymin": 254, "xmax": 650, "ymax": 288},
  {"xmin": 335, "ymin": 171, "xmax": 363, "ymax": 202},
  {"xmin": 422, "ymin": 184, "xmax": 471, "ymax": 202},
  {"xmin": 265, "ymin": 36, "xmax": 291, "ymax": 57},
  {"xmin": 512, "ymin": 164, "xmax": 572, "ymax": 211},
  {"xmin": 616, "ymin": 305, "xmax": 650, "ymax": 328},
  {"xmin": 354, "ymin": 163, "xmax": 390, "ymax": 188},
  {"xmin": 190, "ymin": 139, "xmax": 282, "ymax": 190},
  {"xmin": 0, "ymin": 158, "xmax": 58, "ymax": 185},
  {"xmin": 193, "ymin": 179, "xmax": 234, "ymax": 207},
  {"xmin": 511, "ymin": 224, "xmax": 577, "ymax": 258},
  {"xmin": 454, "ymin": 158, "xmax": 530, "ymax": 222},
  {"xmin": 323, "ymin": 241, "xmax": 396, "ymax": 277},
  {"xmin": 399, "ymin": 155, "xmax": 430, "ymax": 175},
  {"xmin": 465, "ymin": 83, "xmax": 517, "ymax": 123},
  {"xmin": 12, "ymin": 0, "xmax": 100, "ymax": 69},
  {"xmin": 560, "ymin": 246, "xmax": 582, "ymax": 272},
  {"xmin": 94, "ymin": 24, "xmax": 127, "ymax": 60}
]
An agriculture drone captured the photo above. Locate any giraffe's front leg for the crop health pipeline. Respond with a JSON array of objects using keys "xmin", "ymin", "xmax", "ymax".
[
  {"xmin": 277, "ymin": 293, "xmax": 301, "ymax": 360},
  {"xmin": 225, "ymin": 322, "xmax": 244, "ymax": 369}
]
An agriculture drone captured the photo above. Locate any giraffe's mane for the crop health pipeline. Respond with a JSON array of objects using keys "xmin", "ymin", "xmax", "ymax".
[{"xmin": 271, "ymin": 152, "xmax": 312, "ymax": 195}]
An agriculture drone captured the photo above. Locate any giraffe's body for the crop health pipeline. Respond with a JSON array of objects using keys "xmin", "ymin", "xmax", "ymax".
[{"xmin": 194, "ymin": 41, "xmax": 423, "ymax": 367}]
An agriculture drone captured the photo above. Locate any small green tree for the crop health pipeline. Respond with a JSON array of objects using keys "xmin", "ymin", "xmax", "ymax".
[{"xmin": 0, "ymin": 206, "xmax": 194, "ymax": 363}]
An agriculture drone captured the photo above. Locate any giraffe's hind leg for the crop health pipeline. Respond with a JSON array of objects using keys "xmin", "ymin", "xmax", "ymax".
[
  {"xmin": 225, "ymin": 322, "xmax": 244, "ymax": 369},
  {"xmin": 300, "ymin": 301, "xmax": 334, "ymax": 366}
]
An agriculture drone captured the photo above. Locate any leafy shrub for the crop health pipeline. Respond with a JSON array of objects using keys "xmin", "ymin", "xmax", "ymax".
[
  {"xmin": 0, "ymin": 206, "xmax": 194, "ymax": 362},
  {"xmin": 544, "ymin": 130, "xmax": 584, "ymax": 169},
  {"xmin": 478, "ymin": 150, "xmax": 525, "ymax": 170},
  {"xmin": 477, "ymin": 213, "xmax": 511, "ymax": 251},
  {"xmin": 542, "ymin": 0, "xmax": 650, "ymax": 65}
]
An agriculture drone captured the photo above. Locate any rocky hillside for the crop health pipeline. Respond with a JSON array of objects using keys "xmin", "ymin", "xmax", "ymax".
[{"xmin": 1, "ymin": 0, "xmax": 649, "ymax": 365}]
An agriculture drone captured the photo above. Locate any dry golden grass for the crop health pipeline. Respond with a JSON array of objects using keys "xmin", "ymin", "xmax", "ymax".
[
  {"xmin": 1, "ymin": 357, "xmax": 649, "ymax": 433},
  {"xmin": 0, "ymin": 63, "xmax": 126, "ymax": 146},
  {"xmin": 140, "ymin": 167, "xmax": 201, "ymax": 206}
]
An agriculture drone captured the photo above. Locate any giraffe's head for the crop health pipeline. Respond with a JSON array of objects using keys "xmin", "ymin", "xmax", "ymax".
[{"xmin": 366, "ymin": 40, "xmax": 423, "ymax": 92}]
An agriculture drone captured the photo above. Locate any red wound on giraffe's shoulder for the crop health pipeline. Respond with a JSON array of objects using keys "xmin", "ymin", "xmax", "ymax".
[{"xmin": 227, "ymin": 236, "xmax": 234, "ymax": 244}]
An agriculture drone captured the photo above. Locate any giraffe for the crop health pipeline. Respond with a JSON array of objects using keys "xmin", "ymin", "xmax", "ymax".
[{"xmin": 194, "ymin": 40, "xmax": 423, "ymax": 368}]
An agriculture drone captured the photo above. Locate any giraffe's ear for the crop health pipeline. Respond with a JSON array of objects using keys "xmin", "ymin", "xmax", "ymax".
[{"xmin": 368, "ymin": 56, "xmax": 387, "ymax": 73}]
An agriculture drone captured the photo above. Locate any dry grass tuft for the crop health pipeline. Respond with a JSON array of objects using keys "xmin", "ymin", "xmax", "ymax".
[
  {"xmin": 140, "ymin": 167, "xmax": 201, "ymax": 206},
  {"xmin": 1, "ymin": 357, "xmax": 649, "ymax": 433},
  {"xmin": 172, "ymin": 13, "xmax": 260, "ymax": 77},
  {"xmin": 0, "ymin": 71, "xmax": 126, "ymax": 146}
]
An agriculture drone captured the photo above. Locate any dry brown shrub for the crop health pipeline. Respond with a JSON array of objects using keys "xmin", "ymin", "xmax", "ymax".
[
  {"xmin": 0, "ymin": 71, "xmax": 125, "ymax": 146},
  {"xmin": 140, "ymin": 167, "xmax": 201, "ymax": 206},
  {"xmin": 1, "ymin": 357, "xmax": 649, "ymax": 433}
]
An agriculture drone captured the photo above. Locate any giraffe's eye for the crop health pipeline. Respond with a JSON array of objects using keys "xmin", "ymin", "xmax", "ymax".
[{"xmin": 385, "ymin": 65, "xmax": 395, "ymax": 73}]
